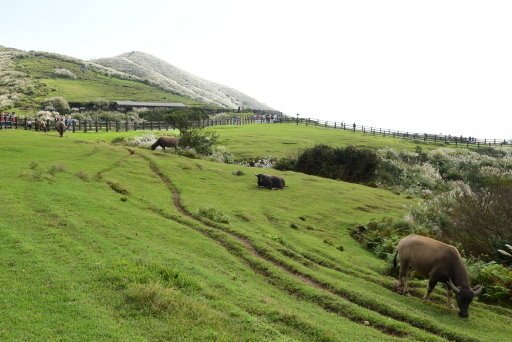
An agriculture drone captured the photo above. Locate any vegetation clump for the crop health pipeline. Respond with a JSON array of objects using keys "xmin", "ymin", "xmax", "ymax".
[
  {"xmin": 52, "ymin": 67, "xmax": 77, "ymax": 79},
  {"xmin": 276, "ymin": 144, "xmax": 379, "ymax": 184},
  {"xmin": 198, "ymin": 206, "xmax": 230, "ymax": 224}
]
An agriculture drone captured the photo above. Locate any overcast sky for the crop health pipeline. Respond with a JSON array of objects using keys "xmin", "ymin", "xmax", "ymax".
[{"xmin": 2, "ymin": 0, "xmax": 512, "ymax": 139}]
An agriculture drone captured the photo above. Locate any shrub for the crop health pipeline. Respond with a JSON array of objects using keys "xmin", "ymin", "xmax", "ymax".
[
  {"xmin": 274, "ymin": 157, "xmax": 297, "ymax": 171},
  {"xmin": 179, "ymin": 129, "xmax": 218, "ymax": 155},
  {"xmin": 293, "ymin": 144, "xmax": 379, "ymax": 183},
  {"xmin": 468, "ymin": 261, "xmax": 512, "ymax": 305},
  {"xmin": 208, "ymin": 146, "xmax": 234, "ymax": 163},
  {"xmin": 41, "ymin": 96, "xmax": 70, "ymax": 114},
  {"xmin": 52, "ymin": 68, "xmax": 77, "ymax": 79},
  {"xmin": 433, "ymin": 182, "xmax": 512, "ymax": 259}
]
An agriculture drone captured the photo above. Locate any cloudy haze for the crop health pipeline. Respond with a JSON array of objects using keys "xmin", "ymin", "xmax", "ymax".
[{"xmin": 2, "ymin": 0, "xmax": 512, "ymax": 139}]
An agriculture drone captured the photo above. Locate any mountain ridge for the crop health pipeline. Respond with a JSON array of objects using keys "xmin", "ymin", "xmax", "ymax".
[
  {"xmin": 0, "ymin": 46, "xmax": 272, "ymax": 112},
  {"xmin": 93, "ymin": 51, "xmax": 272, "ymax": 110}
]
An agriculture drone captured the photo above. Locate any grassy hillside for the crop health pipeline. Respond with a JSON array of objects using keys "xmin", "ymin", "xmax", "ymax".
[
  {"xmin": 15, "ymin": 56, "xmax": 201, "ymax": 104},
  {"xmin": 1, "ymin": 127, "xmax": 511, "ymax": 341},
  {"xmin": 93, "ymin": 51, "xmax": 273, "ymax": 110},
  {"xmin": 209, "ymin": 124, "xmax": 462, "ymax": 160}
]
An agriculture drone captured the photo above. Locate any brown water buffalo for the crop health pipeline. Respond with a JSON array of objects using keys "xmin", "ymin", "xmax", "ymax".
[
  {"xmin": 56, "ymin": 120, "xmax": 65, "ymax": 137},
  {"xmin": 394, "ymin": 234, "xmax": 482, "ymax": 318},
  {"xmin": 151, "ymin": 136, "xmax": 179, "ymax": 151},
  {"xmin": 255, "ymin": 174, "xmax": 285, "ymax": 189},
  {"xmin": 35, "ymin": 119, "xmax": 47, "ymax": 132}
]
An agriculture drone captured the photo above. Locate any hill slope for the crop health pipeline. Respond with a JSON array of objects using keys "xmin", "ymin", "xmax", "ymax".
[
  {"xmin": 1, "ymin": 127, "xmax": 511, "ymax": 341},
  {"xmin": 1, "ymin": 46, "xmax": 271, "ymax": 113},
  {"xmin": 93, "ymin": 51, "xmax": 272, "ymax": 110}
]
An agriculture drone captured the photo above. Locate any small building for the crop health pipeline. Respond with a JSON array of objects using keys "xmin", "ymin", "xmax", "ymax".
[{"xmin": 113, "ymin": 101, "xmax": 187, "ymax": 111}]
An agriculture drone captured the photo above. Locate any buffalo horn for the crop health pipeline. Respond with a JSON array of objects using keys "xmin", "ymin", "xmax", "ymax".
[
  {"xmin": 473, "ymin": 285, "xmax": 483, "ymax": 295},
  {"xmin": 448, "ymin": 279, "xmax": 461, "ymax": 294}
]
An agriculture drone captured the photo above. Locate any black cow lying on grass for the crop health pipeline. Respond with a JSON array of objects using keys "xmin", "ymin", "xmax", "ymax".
[
  {"xmin": 151, "ymin": 137, "xmax": 179, "ymax": 151},
  {"xmin": 255, "ymin": 174, "xmax": 286, "ymax": 189}
]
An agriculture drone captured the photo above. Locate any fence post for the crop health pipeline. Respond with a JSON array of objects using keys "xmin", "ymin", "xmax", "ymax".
[
  {"xmin": 125, "ymin": 121, "xmax": 128, "ymax": 132},
  {"xmin": 24, "ymin": 117, "xmax": 27, "ymax": 130},
  {"xmin": 106, "ymin": 120, "xmax": 109, "ymax": 132},
  {"xmin": 142, "ymin": 121, "xmax": 145, "ymax": 130},
  {"xmin": 72, "ymin": 120, "xmax": 76, "ymax": 133},
  {"xmin": 165, "ymin": 121, "xmax": 169, "ymax": 130},
  {"xmin": 84, "ymin": 120, "xmax": 88, "ymax": 133}
]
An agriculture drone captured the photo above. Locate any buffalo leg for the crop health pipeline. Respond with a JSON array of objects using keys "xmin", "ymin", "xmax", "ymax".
[
  {"xmin": 447, "ymin": 287, "xmax": 456, "ymax": 309},
  {"xmin": 424, "ymin": 279, "xmax": 437, "ymax": 300},
  {"xmin": 398, "ymin": 263, "xmax": 409, "ymax": 295}
]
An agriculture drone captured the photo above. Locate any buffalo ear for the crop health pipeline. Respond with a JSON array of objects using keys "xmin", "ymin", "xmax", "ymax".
[
  {"xmin": 448, "ymin": 279, "xmax": 461, "ymax": 294},
  {"xmin": 473, "ymin": 285, "xmax": 483, "ymax": 296}
]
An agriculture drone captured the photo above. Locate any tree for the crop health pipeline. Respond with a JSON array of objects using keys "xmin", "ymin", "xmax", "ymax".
[{"xmin": 41, "ymin": 96, "xmax": 70, "ymax": 114}]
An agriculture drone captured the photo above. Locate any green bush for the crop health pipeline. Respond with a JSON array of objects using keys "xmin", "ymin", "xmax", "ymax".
[
  {"xmin": 41, "ymin": 96, "xmax": 70, "ymax": 114},
  {"xmin": 274, "ymin": 157, "xmax": 297, "ymax": 171},
  {"xmin": 179, "ymin": 129, "xmax": 218, "ymax": 155},
  {"xmin": 292, "ymin": 144, "xmax": 379, "ymax": 183},
  {"xmin": 468, "ymin": 261, "xmax": 512, "ymax": 305}
]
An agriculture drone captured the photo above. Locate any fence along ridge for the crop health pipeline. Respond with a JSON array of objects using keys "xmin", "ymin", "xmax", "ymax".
[
  {"xmin": 2, "ymin": 115, "xmax": 508, "ymax": 148},
  {"xmin": 287, "ymin": 116, "xmax": 509, "ymax": 148}
]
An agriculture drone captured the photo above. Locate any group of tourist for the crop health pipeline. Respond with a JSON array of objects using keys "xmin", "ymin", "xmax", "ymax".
[
  {"xmin": 252, "ymin": 113, "xmax": 282, "ymax": 123},
  {"xmin": 0, "ymin": 112, "xmax": 17, "ymax": 128}
]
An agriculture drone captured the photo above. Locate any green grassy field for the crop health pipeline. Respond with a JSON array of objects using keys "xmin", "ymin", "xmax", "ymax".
[
  {"xmin": 209, "ymin": 124, "xmax": 463, "ymax": 160},
  {"xmin": 1, "ymin": 127, "xmax": 511, "ymax": 341},
  {"xmin": 15, "ymin": 57, "xmax": 201, "ymax": 104}
]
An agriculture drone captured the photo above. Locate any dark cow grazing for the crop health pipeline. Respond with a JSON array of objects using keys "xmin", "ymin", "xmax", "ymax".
[
  {"xmin": 151, "ymin": 136, "xmax": 179, "ymax": 151},
  {"xmin": 394, "ymin": 234, "xmax": 482, "ymax": 318},
  {"xmin": 35, "ymin": 119, "xmax": 47, "ymax": 132},
  {"xmin": 56, "ymin": 120, "xmax": 65, "ymax": 138},
  {"xmin": 255, "ymin": 174, "xmax": 285, "ymax": 189}
]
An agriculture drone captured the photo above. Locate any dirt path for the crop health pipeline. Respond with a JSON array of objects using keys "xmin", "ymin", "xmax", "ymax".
[{"xmin": 139, "ymin": 153, "xmax": 486, "ymax": 342}]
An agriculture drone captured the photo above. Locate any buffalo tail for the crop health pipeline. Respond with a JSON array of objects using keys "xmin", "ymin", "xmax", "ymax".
[{"xmin": 393, "ymin": 250, "xmax": 398, "ymax": 269}]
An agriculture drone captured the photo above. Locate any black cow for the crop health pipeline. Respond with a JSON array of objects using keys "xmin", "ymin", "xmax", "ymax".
[{"xmin": 255, "ymin": 174, "xmax": 285, "ymax": 189}]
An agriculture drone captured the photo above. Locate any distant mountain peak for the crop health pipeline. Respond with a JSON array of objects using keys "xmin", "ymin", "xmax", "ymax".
[{"xmin": 93, "ymin": 52, "xmax": 272, "ymax": 110}]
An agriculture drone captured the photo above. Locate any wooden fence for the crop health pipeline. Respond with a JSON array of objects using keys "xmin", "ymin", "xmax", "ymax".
[
  {"xmin": 2, "ymin": 115, "xmax": 509, "ymax": 149},
  {"xmin": 290, "ymin": 117, "xmax": 509, "ymax": 148}
]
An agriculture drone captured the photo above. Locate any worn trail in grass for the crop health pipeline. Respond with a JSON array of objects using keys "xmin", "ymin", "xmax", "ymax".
[{"xmin": 1, "ymin": 129, "xmax": 511, "ymax": 341}]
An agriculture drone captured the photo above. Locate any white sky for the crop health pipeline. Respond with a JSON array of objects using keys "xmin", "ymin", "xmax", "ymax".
[{"xmin": 2, "ymin": 0, "xmax": 512, "ymax": 139}]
